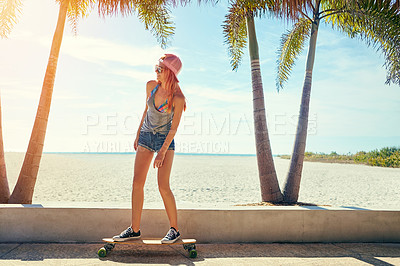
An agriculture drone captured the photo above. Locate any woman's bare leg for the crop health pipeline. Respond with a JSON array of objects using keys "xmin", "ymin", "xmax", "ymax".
[
  {"xmin": 131, "ymin": 146, "xmax": 154, "ymax": 232},
  {"xmin": 157, "ymin": 150, "xmax": 178, "ymax": 230}
]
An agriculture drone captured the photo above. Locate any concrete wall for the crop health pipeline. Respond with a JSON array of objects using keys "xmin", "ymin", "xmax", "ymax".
[{"xmin": 0, "ymin": 204, "xmax": 399, "ymax": 243}]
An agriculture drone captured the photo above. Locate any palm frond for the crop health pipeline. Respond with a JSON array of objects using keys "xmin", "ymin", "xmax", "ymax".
[
  {"xmin": 221, "ymin": 0, "xmax": 273, "ymax": 71},
  {"xmin": 221, "ymin": 0, "xmax": 317, "ymax": 71},
  {"xmin": 219, "ymin": 0, "xmax": 296, "ymax": 22},
  {"xmin": 97, "ymin": 0, "xmax": 135, "ymax": 17},
  {"xmin": 0, "ymin": 0, "xmax": 22, "ymax": 38},
  {"xmin": 234, "ymin": 0, "xmax": 274, "ymax": 17},
  {"xmin": 96, "ymin": 0, "xmax": 218, "ymax": 17},
  {"xmin": 169, "ymin": 0, "xmax": 219, "ymax": 7},
  {"xmin": 275, "ymin": 0, "xmax": 315, "ymax": 21},
  {"xmin": 222, "ymin": 1, "xmax": 248, "ymax": 70},
  {"xmin": 326, "ymin": 0, "xmax": 400, "ymax": 85},
  {"xmin": 96, "ymin": 0, "xmax": 175, "ymax": 48},
  {"xmin": 65, "ymin": 0, "xmax": 96, "ymax": 35},
  {"xmin": 136, "ymin": 1, "xmax": 175, "ymax": 49},
  {"xmin": 276, "ymin": 17, "xmax": 311, "ymax": 91}
]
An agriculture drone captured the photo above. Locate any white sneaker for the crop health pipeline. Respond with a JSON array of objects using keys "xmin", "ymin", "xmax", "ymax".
[
  {"xmin": 161, "ymin": 227, "xmax": 181, "ymax": 244},
  {"xmin": 112, "ymin": 227, "xmax": 141, "ymax": 242}
]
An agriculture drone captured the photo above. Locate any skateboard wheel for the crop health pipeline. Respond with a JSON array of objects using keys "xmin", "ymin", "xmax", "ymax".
[
  {"xmin": 105, "ymin": 243, "xmax": 115, "ymax": 250},
  {"xmin": 183, "ymin": 243, "xmax": 196, "ymax": 250},
  {"xmin": 98, "ymin": 247, "xmax": 107, "ymax": 257},
  {"xmin": 189, "ymin": 249, "xmax": 197, "ymax": 258}
]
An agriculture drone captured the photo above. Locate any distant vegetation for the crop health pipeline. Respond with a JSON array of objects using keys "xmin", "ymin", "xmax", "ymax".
[{"xmin": 279, "ymin": 147, "xmax": 400, "ymax": 168}]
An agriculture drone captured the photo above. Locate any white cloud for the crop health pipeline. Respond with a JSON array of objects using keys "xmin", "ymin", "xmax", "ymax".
[
  {"xmin": 108, "ymin": 69, "xmax": 154, "ymax": 83},
  {"xmin": 1, "ymin": 80, "xmax": 40, "ymax": 100},
  {"xmin": 32, "ymin": 35, "xmax": 166, "ymax": 67},
  {"xmin": 64, "ymin": 36, "xmax": 164, "ymax": 66},
  {"xmin": 184, "ymin": 84, "xmax": 249, "ymax": 104}
]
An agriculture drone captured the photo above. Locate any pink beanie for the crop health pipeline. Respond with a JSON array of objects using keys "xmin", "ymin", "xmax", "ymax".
[{"xmin": 159, "ymin": 54, "xmax": 182, "ymax": 81}]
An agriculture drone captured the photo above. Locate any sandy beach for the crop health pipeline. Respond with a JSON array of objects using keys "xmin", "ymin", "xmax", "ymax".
[{"xmin": 3, "ymin": 152, "xmax": 400, "ymax": 209}]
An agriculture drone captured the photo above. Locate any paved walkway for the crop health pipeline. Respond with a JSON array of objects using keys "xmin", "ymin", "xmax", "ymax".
[{"xmin": 0, "ymin": 242, "xmax": 399, "ymax": 265}]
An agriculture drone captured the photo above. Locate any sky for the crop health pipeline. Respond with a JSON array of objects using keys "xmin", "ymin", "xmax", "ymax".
[{"xmin": 0, "ymin": 0, "xmax": 399, "ymax": 155}]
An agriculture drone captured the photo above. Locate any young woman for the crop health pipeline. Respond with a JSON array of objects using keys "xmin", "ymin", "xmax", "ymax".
[{"xmin": 113, "ymin": 54, "xmax": 186, "ymax": 243}]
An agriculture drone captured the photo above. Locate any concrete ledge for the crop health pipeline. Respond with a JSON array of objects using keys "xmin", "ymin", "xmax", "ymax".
[{"xmin": 0, "ymin": 204, "xmax": 399, "ymax": 243}]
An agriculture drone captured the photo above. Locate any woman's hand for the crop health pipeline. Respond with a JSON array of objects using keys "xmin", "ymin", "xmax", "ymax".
[
  {"xmin": 134, "ymin": 136, "xmax": 139, "ymax": 151},
  {"xmin": 153, "ymin": 150, "xmax": 166, "ymax": 168}
]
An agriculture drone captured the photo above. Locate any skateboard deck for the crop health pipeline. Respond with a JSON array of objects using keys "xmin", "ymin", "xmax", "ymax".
[{"xmin": 98, "ymin": 238, "xmax": 197, "ymax": 258}]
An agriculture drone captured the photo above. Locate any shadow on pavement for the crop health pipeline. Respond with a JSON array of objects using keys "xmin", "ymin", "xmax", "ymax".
[{"xmin": 0, "ymin": 243, "xmax": 399, "ymax": 265}]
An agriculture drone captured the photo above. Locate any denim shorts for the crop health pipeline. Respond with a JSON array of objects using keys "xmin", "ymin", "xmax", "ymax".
[{"xmin": 138, "ymin": 131, "xmax": 175, "ymax": 152}]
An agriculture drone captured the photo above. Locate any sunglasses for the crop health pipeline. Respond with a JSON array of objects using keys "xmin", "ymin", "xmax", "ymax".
[{"xmin": 155, "ymin": 65, "xmax": 164, "ymax": 73}]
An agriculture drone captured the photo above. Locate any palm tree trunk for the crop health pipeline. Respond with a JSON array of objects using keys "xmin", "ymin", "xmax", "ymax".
[
  {"xmin": 283, "ymin": 4, "xmax": 320, "ymax": 203},
  {"xmin": 8, "ymin": 0, "xmax": 69, "ymax": 204},
  {"xmin": 246, "ymin": 14, "xmax": 283, "ymax": 202},
  {"xmin": 0, "ymin": 94, "xmax": 9, "ymax": 203}
]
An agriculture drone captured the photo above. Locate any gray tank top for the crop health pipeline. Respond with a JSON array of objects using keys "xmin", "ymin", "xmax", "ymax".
[{"xmin": 141, "ymin": 84, "xmax": 174, "ymax": 134}]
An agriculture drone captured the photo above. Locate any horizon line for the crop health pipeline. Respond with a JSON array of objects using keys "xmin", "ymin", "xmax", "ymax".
[{"xmin": 40, "ymin": 152, "xmax": 261, "ymax": 157}]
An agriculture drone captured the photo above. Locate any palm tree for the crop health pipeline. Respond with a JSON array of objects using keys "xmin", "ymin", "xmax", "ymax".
[
  {"xmin": 223, "ymin": 1, "xmax": 292, "ymax": 202},
  {"xmin": 277, "ymin": 0, "xmax": 400, "ymax": 202},
  {"xmin": 0, "ymin": 0, "xmax": 23, "ymax": 203},
  {"xmin": 7, "ymin": 0, "xmax": 72, "ymax": 204},
  {"xmin": 4, "ymin": 0, "xmax": 177, "ymax": 204},
  {"xmin": 222, "ymin": 0, "xmax": 313, "ymax": 202},
  {"xmin": 0, "ymin": 94, "xmax": 9, "ymax": 203},
  {"xmin": 246, "ymin": 12, "xmax": 283, "ymax": 202}
]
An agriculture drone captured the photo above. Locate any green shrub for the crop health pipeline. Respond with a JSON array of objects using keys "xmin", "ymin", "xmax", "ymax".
[{"xmin": 296, "ymin": 146, "xmax": 400, "ymax": 168}]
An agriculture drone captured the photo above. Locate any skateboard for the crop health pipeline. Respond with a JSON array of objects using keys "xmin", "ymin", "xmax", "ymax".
[{"xmin": 98, "ymin": 238, "xmax": 197, "ymax": 258}]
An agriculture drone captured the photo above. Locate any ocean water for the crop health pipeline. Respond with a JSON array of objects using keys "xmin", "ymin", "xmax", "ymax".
[{"xmin": 4, "ymin": 152, "xmax": 400, "ymax": 209}]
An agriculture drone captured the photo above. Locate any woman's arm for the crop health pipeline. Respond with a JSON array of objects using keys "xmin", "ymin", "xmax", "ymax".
[
  {"xmin": 134, "ymin": 81, "xmax": 156, "ymax": 150},
  {"xmin": 153, "ymin": 95, "xmax": 185, "ymax": 168}
]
